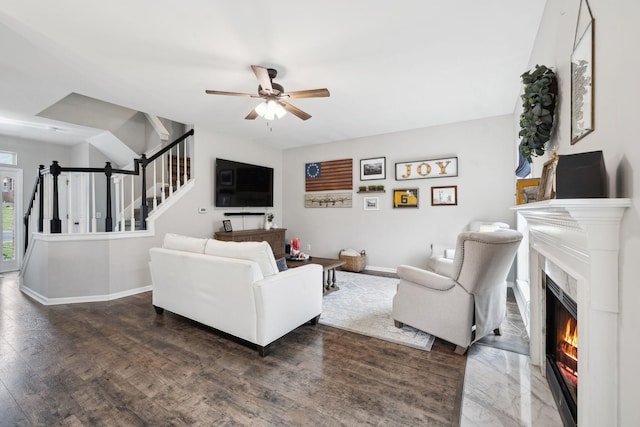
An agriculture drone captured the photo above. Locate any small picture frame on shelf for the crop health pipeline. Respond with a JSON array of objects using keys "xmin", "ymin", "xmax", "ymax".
[
  {"xmin": 363, "ymin": 196, "xmax": 379, "ymax": 211},
  {"xmin": 431, "ymin": 185, "xmax": 457, "ymax": 206},
  {"xmin": 516, "ymin": 178, "xmax": 540, "ymax": 204},
  {"xmin": 538, "ymin": 158, "xmax": 557, "ymax": 200},
  {"xmin": 222, "ymin": 219, "xmax": 233, "ymax": 232},
  {"xmin": 360, "ymin": 157, "xmax": 386, "ymax": 181}
]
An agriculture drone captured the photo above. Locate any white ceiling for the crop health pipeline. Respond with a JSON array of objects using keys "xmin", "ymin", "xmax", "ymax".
[{"xmin": 0, "ymin": 0, "xmax": 546, "ymax": 149}]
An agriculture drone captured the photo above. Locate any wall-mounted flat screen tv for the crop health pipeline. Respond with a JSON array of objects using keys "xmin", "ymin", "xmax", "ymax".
[{"xmin": 215, "ymin": 158, "xmax": 274, "ymax": 207}]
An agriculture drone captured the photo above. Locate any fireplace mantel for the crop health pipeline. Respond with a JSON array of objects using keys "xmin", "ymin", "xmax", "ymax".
[{"xmin": 513, "ymin": 198, "xmax": 631, "ymax": 427}]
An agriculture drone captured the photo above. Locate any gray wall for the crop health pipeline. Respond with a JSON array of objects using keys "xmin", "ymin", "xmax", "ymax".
[{"xmin": 282, "ymin": 115, "xmax": 516, "ymax": 270}]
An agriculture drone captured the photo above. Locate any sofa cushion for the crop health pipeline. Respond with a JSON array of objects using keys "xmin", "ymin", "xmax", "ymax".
[
  {"xmin": 163, "ymin": 233, "xmax": 208, "ymax": 254},
  {"xmin": 275, "ymin": 257, "xmax": 288, "ymax": 272},
  {"xmin": 205, "ymin": 239, "xmax": 279, "ymax": 277}
]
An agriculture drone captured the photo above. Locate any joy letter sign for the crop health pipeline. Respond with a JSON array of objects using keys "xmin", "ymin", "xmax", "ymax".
[{"xmin": 395, "ymin": 157, "xmax": 458, "ymax": 181}]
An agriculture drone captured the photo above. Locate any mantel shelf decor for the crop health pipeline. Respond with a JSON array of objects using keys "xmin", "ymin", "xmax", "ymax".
[{"xmin": 518, "ymin": 65, "xmax": 558, "ymax": 162}]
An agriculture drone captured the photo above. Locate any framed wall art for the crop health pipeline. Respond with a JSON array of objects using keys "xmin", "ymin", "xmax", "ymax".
[
  {"xmin": 395, "ymin": 157, "xmax": 458, "ymax": 181},
  {"xmin": 363, "ymin": 196, "xmax": 379, "ymax": 211},
  {"xmin": 360, "ymin": 157, "xmax": 386, "ymax": 181},
  {"xmin": 222, "ymin": 219, "xmax": 233, "ymax": 232},
  {"xmin": 393, "ymin": 188, "xmax": 418, "ymax": 208},
  {"xmin": 571, "ymin": 0, "xmax": 595, "ymax": 144},
  {"xmin": 516, "ymin": 178, "xmax": 541, "ymax": 204},
  {"xmin": 431, "ymin": 186, "xmax": 457, "ymax": 206}
]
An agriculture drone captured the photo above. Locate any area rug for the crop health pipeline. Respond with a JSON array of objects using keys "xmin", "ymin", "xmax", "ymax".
[{"xmin": 319, "ymin": 271, "xmax": 435, "ymax": 351}]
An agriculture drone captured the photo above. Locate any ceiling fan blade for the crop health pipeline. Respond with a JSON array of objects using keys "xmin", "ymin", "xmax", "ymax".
[
  {"xmin": 245, "ymin": 109, "xmax": 259, "ymax": 120},
  {"xmin": 205, "ymin": 89, "xmax": 258, "ymax": 97},
  {"xmin": 279, "ymin": 101, "xmax": 311, "ymax": 120},
  {"xmin": 251, "ymin": 65, "xmax": 273, "ymax": 94},
  {"xmin": 284, "ymin": 88, "xmax": 330, "ymax": 99}
]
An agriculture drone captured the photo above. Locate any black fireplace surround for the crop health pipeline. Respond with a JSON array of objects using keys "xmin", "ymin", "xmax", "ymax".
[{"xmin": 545, "ymin": 276, "xmax": 578, "ymax": 427}]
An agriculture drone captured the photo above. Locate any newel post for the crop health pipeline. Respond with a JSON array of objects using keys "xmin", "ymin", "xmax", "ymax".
[
  {"xmin": 37, "ymin": 164, "xmax": 44, "ymax": 232},
  {"xmin": 104, "ymin": 162, "xmax": 113, "ymax": 232},
  {"xmin": 49, "ymin": 161, "xmax": 62, "ymax": 233},
  {"xmin": 139, "ymin": 154, "xmax": 149, "ymax": 230}
]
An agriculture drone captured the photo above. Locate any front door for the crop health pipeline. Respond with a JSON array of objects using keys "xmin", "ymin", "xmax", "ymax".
[{"xmin": 1, "ymin": 168, "xmax": 20, "ymax": 272}]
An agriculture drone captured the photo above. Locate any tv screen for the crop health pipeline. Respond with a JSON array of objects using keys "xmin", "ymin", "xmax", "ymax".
[{"xmin": 215, "ymin": 158, "xmax": 274, "ymax": 207}]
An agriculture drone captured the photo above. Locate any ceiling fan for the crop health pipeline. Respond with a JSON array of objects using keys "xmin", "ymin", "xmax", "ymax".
[{"xmin": 205, "ymin": 65, "xmax": 330, "ymax": 121}]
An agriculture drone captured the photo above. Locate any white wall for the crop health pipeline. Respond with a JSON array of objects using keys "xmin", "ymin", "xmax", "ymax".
[
  {"xmin": 282, "ymin": 115, "xmax": 517, "ymax": 270},
  {"xmin": 525, "ymin": 0, "xmax": 640, "ymax": 424}
]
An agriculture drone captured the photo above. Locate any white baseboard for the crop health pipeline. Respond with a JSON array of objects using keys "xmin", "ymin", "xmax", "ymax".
[
  {"xmin": 513, "ymin": 279, "xmax": 531, "ymax": 337},
  {"xmin": 20, "ymin": 285, "xmax": 152, "ymax": 306},
  {"xmin": 362, "ymin": 265, "xmax": 397, "ymax": 274}
]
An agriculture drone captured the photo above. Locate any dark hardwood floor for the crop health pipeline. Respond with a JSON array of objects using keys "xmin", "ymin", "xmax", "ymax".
[{"xmin": 0, "ymin": 271, "xmax": 466, "ymax": 426}]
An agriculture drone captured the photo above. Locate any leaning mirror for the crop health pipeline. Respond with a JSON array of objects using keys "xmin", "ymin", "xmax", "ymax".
[{"xmin": 571, "ymin": 0, "xmax": 594, "ymax": 144}]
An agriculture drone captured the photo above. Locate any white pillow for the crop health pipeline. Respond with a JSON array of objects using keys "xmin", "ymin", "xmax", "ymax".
[
  {"xmin": 205, "ymin": 239, "xmax": 279, "ymax": 277},
  {"xmin": 163, "ymin": 233, "xmax": 208, "ymax": 254}
]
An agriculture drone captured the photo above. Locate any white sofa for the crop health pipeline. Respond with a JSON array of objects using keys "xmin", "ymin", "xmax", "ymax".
[{"xmin": 149, "ymin": 233, "xmax": 323, "ymax": 356}]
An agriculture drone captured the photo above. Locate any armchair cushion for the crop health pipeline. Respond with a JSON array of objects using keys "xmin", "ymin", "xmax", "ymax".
[{"xmin": 397, "ymin": 265, "xmax": 456, "ymax": 291}]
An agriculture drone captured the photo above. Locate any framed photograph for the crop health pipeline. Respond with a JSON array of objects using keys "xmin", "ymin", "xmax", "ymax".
[
  {"xmin": 395, "ymin": 157, "xmax": 458, "ymax": 181},
  {"xmin": 363, "ymin": 196, "xmax": 379, "ymax": 211},
  {"xmin": 222, "ymin": 219, "xmax": 233, "ymax": 232},
  {"xmin": 393, "ymin": 188, "xmax": 418, "ymax": 208},
  {"xmin": 538, "ymin": 158, "xmax": 557, "ymax": 200},
  {"xmin": 360, "ymin": 157, "xmax": 386, "ymax": 181},
  {"xmin": 431, "ymin": 185, "xmax": 457, "ymax": 206},
  {"xmin": 516, "ymin": 178, "xmax": 541, "ymax": 204}
]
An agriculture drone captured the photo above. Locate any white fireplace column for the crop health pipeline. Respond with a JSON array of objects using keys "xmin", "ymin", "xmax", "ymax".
[{"xmin": 514, "ymin": 199, "xmax": 631, "ymax": 427}]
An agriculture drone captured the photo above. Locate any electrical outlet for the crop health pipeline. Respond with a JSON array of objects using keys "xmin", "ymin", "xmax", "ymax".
[
  {"xmin": 198, "ymin": 207, "xmax": 208, "ymax": 214},
  {"xmin": 307, "ymin": 244, "xmax": 311, "ymax": 251}
]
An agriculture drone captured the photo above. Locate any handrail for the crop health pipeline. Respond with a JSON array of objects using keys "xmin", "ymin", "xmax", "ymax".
[{"xmin": 23, "ymin": 129, "xmax": 194, "ymax": 252}]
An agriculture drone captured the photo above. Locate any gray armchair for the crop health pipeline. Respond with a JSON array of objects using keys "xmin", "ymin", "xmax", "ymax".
[{"xmin": 392, "ymin": 229, "xmax": 523, "ymax": 354}]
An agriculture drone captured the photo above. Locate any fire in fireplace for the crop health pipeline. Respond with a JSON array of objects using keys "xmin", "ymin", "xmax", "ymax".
[{"xmin": 546, "ymin": 276, "xmax": 578, "ymax": 427}]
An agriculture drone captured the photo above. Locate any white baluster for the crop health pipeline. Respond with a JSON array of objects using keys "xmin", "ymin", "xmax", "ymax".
[
  {"xmin": 175, "ymin": 146, "xmax": 181, "ymax": 191},
  {"xmin": 153, "ymin": 161, "xmax": 158, "ymax": 210},
  {"xmin": 130, "ymin": 175, "xmax": 135, "ymax": 231},
  {"xmin": 168, "ymin": 150, "xmax": 173, "ymax": 196},
  {"xmin": 67, "ymin": 173, "xmax": 73, "ymax": 233},
  {"xmin": 119, "ymin": 176, "xmax": 125, "ymax": 231},
  {"xmin": 183, "ymin": 140, "xmax": 188, "ymax": 184},
  {"xmin": 91, "ymin": 173, "xmax": 97, "ymax": 232},
  {"xmin": 161, "ymin": 154, "xmax": 166, "ymax": 202},
  {"xmin": 43, "ymin": 174, "xmax": 51, "ymax": 234}
]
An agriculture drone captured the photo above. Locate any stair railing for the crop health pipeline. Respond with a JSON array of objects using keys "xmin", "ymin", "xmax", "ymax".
[{"xmin": 23, "ymin": 129, "xmax": 194, "ymax": 253}]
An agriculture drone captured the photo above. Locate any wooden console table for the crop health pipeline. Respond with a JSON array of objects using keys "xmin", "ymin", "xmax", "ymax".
[{"xmin": 213, "ymin": 228, "xmax": 287, "ymax": 258}]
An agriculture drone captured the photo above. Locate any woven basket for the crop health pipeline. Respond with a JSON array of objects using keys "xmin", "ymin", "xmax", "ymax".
[{"xmin": 338, "ymin": 249, "xmax": 366, "ymax": 272}]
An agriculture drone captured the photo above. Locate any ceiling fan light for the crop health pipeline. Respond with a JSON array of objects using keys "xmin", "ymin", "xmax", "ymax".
[{"xmin": 255, "ymin": 100, "xmax": 286, "ymax": 120}]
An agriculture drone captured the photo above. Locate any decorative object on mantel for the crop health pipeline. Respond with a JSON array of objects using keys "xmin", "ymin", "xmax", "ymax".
[
  {"xmin": 571, "ymin": 0, "xmax": 595, "ymax": 144},
  {"xmin": 222, "ymin": 219, "xmax": 233, "ymax": 232},
  {"xmin": 516, "ymin": 178, "xmax": 541, "ymax": 204},
  {"xmin": 304, "ymin": 192, "xmax": 352, "ymax": 208},
  {"xmin": 431, "ymin": 185, "xmax": 458, "ymax": 206},
  {"xmin": 395, "ymin": 157, "xmax": 458, "ymax": 180},
  {"xmin": 360, "ymin": 157, "xmax": 386, "ymax": 181},
  {"xmin": 264, "ymin": 212, "xmax": 274, "ymax": 230},
  {"xmin": 518, "ymin": 65, "xmax": 558, "ymax": 162},
  {"xmin": 555, "ymin": 150, "xmax": 606, "ymax": 198},
  {"xmin": 537, "ymin": 152, "xmax": 559, "ymax": 201}
]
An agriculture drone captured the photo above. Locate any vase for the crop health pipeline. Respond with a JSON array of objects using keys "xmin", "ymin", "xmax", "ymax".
[{"xmin": 265, "ymin": 220, "xmax": 272, "ymax": 230}]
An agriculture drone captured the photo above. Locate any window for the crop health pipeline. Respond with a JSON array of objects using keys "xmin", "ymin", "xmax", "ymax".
[{"xmin": 0, "ymin": 151, "xmax": 17, "ymax": 166}]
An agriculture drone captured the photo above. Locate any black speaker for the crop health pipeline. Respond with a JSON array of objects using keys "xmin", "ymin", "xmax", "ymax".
[{"xmin": 555, "ymin": 151, "xmax": 607, "ymax": 199}]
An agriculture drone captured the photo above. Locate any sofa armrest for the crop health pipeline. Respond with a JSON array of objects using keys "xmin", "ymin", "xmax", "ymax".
[
  {"xmin": 397, "ymin": 264, "xmax": 456, "ymax": 291},
  {"xmin": 253, "ymin": 263, "xmax": 323, "ymax": 345}
]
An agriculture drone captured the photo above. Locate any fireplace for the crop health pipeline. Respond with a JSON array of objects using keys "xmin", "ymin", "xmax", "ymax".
[
  {"xmin": 514, "ymin": 198, "xmax": 630, "ymax": 427},
  {"xmin": 545, "ymin": 275, "xmax": 577, "ymax": 427}
]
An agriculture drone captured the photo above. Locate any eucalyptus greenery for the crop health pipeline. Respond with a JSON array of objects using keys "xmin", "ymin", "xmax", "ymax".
[{"xmin": 518, "ymin": 65, "xmax": 557, "ymax": 162}]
